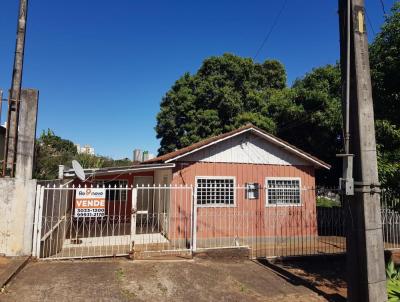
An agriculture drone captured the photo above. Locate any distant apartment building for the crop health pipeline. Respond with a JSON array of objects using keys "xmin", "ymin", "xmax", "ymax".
[
  {"xmin": 133, "ymin": 149, "xmax": 142, "ymax": 162},
  {"xmin": 133, "ymin": 149, "xmax": 155, "ymax": 162},
  {"xmin": 75, "ymin": 144, "xmax": 95, "ymax": 155}
]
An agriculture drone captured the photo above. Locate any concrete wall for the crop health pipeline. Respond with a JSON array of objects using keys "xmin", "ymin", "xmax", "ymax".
[
  {"xmin": 15, "ymin": 89, "xmax": 39, "ymax": 179},
  {"xmin": 0, "ymin": 89, "xmax": 39, "ymax": 256},
  {"xmin": 0, "ymin": 178, "xmax": 37, "ymax": 256}
]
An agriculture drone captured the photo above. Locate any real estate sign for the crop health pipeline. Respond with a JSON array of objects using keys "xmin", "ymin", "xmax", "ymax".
[{"xmin": 75, "ymin": 188, "xmax": 106, "ymax": 218}]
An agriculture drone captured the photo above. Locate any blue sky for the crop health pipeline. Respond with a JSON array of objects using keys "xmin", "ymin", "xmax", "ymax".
[{"xmin": 0, "ymin": 0, "xmax": 395, "ymax": 159}]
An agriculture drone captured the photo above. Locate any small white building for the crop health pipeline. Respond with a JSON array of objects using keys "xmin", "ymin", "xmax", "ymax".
[{"xmin": 75, "ymin": 144, "xmax": 95, "ymax": 155}]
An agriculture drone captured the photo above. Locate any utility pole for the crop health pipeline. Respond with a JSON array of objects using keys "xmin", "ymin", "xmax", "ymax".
[
  {"xmin": 2, "ymin": 0, "xmax": 29, "ymax": 177},
  {"xmin": 338, "ymin": 0, "xmax": 387, "ymax": 301}
]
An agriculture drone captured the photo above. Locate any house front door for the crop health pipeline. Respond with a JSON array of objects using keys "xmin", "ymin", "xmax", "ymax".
[{"xmin": 133, "ymin": 176, "xmax": 154, "ymax": 234}]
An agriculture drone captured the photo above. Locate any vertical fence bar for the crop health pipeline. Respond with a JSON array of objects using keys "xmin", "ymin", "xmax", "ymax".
[
  {"xmin": 36, "ymin": 186, "xmax": 45, "ymax": 258},
  {"xmin": 32, "ymin": 185, "xmax": 42, "ymax": 257}
]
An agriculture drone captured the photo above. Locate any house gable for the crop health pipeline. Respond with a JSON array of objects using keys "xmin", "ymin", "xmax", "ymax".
[{"xmin": 176, "ymin": 132, "xmax": 309, "ymax": 166}]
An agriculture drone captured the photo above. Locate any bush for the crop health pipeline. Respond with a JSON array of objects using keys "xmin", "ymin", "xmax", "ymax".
[
  {"xmin": 316, "ymin": 196, "xmax": 341, "ymax": 208},
  {"xmin": 387, "ymin": 261, "xmax": 400, "ymax": 301}
]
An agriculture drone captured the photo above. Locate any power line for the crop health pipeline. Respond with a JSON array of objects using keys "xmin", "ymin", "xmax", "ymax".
[
  {"xmin": 379, "ymin": 0, "xmax": 387, "ymax": 15},
  {"xmin": 365, "ymin": 10, "xmax": 376, "ymax": 36},
  {"xmin": 253, "ymin": 0, "xmax": 288, "ymax": 60}
]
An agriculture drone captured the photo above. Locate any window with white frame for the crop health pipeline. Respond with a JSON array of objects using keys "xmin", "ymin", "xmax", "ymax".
[
  {"xmin": 196, "ymin": 177, "xmax": 235, "ymax": 206},
  {"xmin": 93, "ymin": 180, "xmax": 128, "ymax": 202},
  {"xmin": 266, "ymin": 178, "xmax": 301, "ymax": 205}
]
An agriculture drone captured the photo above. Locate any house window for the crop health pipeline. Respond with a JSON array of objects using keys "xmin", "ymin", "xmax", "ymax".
[
  {"xmin": 266, "ymin": 178, "xmax": 301, "ymax": 206},
  {"xmin": 196, "ymin": 177, "xmax": 235, "ymax": 206},
  {"xmin": 245, "ymin": 183, "xmax": 259, "ymax": 199},
  {"xmin": 94, "ymin": 180, "xmax": 128, "ymax": 202}
]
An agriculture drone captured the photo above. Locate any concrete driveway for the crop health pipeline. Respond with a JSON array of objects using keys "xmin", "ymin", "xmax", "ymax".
[{"xmin": 1, "ymin": 258, "xmax": 327, "ymax": 302}]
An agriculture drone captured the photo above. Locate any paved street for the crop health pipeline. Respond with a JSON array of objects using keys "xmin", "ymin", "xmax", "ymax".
[{"xmin": 1, "ymin": 258, "xmax": 327, "ymax": 302}]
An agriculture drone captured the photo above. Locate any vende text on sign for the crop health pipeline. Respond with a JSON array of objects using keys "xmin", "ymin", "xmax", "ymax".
[{"xmin": 75, "ymin": 188, "xmax": 106, "ymax": 218}]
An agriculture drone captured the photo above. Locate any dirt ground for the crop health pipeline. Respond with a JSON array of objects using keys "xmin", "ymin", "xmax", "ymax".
[
  {"xmin": 0, "ymin": 258, "xmax": 328, "ymax": 302},
  {"xmin": 272, "ymin": 255, "xmax": 347, "ymax": 302}
]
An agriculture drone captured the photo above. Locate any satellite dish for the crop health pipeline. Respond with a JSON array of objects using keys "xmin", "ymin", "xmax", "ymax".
[{"xmin": 72, "ymin": 160, "xmax": 86, "ymax": 181}]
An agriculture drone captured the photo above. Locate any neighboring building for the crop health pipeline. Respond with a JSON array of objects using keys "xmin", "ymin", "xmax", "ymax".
[
  {"xmin": 64, "ymin": 124, "xmax": 330, "ymax": 252},
  {"xmin": 133, "ymin": 149, "xmax": 155, "ymax": 162},
  {"xmin": 142, "ymin": 150, "xmax": 155, "ymax": 161},
  {"xmin": 75, "ymin": 144, "xmax": 95, "ymax": 155}
]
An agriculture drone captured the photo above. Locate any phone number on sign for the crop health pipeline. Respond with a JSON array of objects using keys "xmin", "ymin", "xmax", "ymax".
[{"xmin": 75, "ymin": 210, "xmax": 105, "ymax": 217}]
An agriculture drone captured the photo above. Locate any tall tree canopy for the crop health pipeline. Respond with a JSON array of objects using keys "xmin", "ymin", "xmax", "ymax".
[
  {"xmin": 156, "ymin": 54, "xmax": 287, "ymax": 155},
  {"xmin": 155, "ymin": 54, "xmax": 340, "ymax": 184},
  {"xmin": 278, "ymin": 64, "xmax": 343, "ymax": 185},
  {"xmin": 370, "ymin": 2, "xmax": 400, "ymax": 191},
  {"xmin": 155, "ymin": 1, "xmax": 400, "ymax": 189}
]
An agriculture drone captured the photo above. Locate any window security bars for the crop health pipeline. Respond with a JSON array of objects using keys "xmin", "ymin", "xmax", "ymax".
[
  {"xmin": 196, "ymin": 177, "xmax": 235, "ymax": 206},
  {"xmin": 266, "ymin": 179, "xmax": 301, "ymax": 205}
]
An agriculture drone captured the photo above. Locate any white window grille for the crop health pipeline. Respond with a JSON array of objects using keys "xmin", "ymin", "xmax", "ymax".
[
  {"xmin": 93, "ymin": 179, "xmax": 128, "ymax": 202},
  {"xmin": 245, "ymin": 183, "xmax": 259, "ymax": 199},
  {"xmin": 266, "ymin": 178, "xmax": 301, "ymax": 206},
  {"xmin": 196, "ymin": 177, "xmax": 235, "ymax": 206}
]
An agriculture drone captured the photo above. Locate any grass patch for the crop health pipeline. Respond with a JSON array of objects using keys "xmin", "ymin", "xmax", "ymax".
[
  {"xmin": 115, "ymin": 268, "xmax": 125, "ymax": 282},
  {"xmin": 317, "ymin": 196, "xmax": 341, "ymax": 208}
]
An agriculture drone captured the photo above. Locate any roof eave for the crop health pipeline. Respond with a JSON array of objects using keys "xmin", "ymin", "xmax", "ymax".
[
  {"xmin": 163, "ymin": 127, "xmax": 330, "ymax": 170},
  {"xmin": 63, "ymin": 163, "xmax": 176, "ymax": 178}
]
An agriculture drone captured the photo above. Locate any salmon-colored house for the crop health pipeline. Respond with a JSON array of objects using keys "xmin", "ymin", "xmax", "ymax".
[{"xmin": 65, "ymin": 124, "xmax": 330, "ymax": 253}]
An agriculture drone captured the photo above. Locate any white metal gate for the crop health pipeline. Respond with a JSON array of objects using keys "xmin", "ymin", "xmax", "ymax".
[
  {"xmin": 32, "ymin": 184, "xmax": 194, "ymax": 260},
  {"xmin": 32, "ymin": 184, "xmax": 400, "ymax": 260}
]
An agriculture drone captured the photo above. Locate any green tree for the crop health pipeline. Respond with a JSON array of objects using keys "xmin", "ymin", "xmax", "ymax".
[
  {"xmin": 155, "ymin": 3, "xmax": 400, "ymax": 188},
  {"xmin": 34, "ymin": 130, "xmax": 133, "ymax": 180},
  {"xmin": 370, "ymin": 3, "xmax": 400, "ymax": 192},
  {"xmin": 277, "ymin": 64, "xmax": 343, "ymax": 185},
  {"xmin": 156, "ymin": 53, "xmax": 286, "ymax": 155},
  {"xmin": 370, "ymin": 2, "xmax": 400, "ymax": 125},
  {"xmin": 34, "ymin": 129, "xmax": 78, "ymax": 180}
]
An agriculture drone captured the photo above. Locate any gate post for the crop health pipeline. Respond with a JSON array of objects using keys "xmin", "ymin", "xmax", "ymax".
[
  {"xmin": 131, "ymin": 188, "xmax": 137, "ymax": 239},
  {"xmin": 191, "ymin": 185, "xmax": 197, "ymax": 252},
  {"xmin": 35, "ymin": 186, "xmax": 44, "ymax": 258},
  {"xmin": 31, "ymin": 185, "xmax": 41, "ymax": 257}
]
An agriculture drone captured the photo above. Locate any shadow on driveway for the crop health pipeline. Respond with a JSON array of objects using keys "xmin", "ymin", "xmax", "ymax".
[{"xmin": 257, "ymin": 255, "xmax": 347, "ymax": 302}]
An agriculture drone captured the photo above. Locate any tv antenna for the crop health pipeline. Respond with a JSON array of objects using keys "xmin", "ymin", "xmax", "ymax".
[{"xmin": 72, "ymin": 160, "xmax": 85, "ymax": 181}]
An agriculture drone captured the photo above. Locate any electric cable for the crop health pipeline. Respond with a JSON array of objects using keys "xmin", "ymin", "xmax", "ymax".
[
  {"xmin": 365, "ymin": 9, "xmax": 376, "ymax": 35},
  {"xmin": 379, "ymin": 0, "xmax": 387, "ymax": 15},
  {"xmin": 253, "ymin": 0, "xmax": 288, "ymax": 60}
]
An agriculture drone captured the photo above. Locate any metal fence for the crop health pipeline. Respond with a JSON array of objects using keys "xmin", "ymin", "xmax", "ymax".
[
  {"xmin": 32, "ymin": 184, "xmax": 400, "ymax": 260},
  {"xmin": 33, "ymin": 184, "xmax": 194, "ymax": 260}
]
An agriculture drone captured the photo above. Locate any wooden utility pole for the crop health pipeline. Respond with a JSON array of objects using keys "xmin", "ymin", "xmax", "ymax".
[
  {"xmin": 338, "ymin": 0, "xmax": 387, "ymax": 301},
  {"xmin": 2, "ymin": 0, "xmax": 28, "ymax": 177}
]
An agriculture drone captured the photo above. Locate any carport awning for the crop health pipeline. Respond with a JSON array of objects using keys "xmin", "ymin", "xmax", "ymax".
[{"xmin": 63, "ymin": 163, "xmax": 175, "ymax": 178}]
